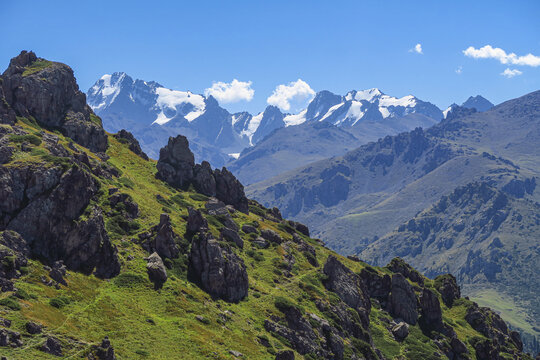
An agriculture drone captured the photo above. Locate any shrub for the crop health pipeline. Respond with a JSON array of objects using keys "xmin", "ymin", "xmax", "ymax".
[
  {"xmin": 0, "ymin": 296, "xmax": 21, "ymax": 310},
  {"xmin": 49, "ymin": 295, "xmax": 71, "ymax": 308},
  {"xmin": 118, "ymin": 177, "xmax": 135, "ymax": 189},
  {"xmin": 249, "ymin": 205, "xmax": 266, "ymax": 217}
]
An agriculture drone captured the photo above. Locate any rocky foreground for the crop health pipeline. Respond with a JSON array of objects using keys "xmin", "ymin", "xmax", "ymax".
[{"xmin": 0, "ymin": 51, "xmax": 535, "ymax": 359}]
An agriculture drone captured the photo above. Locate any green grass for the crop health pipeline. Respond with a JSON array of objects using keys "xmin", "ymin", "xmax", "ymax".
[{"xmin": 22, "ymin": 59, "xmax": 53, "ymax": 76}]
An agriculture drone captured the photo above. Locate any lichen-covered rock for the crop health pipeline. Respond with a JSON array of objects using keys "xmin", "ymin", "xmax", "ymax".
[
  {"xmin": 113, "ymin": 129, "xmax": 148, "ymax": 160},
  {"xmin": 1, "ymin": 51, "xmax": 107, "ymax": 152},
  {"xmin": 389, "ymin": 273, "xmax": 418, "ymax": 325},
  {"xmin": 188, "ymin": 231, "xmax": 248, "ymax": 302},
  {"xmin": 146, "ymin": 252, "xmax": 167, "ymax": 288}
]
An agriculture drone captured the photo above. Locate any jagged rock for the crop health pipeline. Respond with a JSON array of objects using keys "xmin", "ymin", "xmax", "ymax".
[
  {"xmin": 157, "ymin": 135, "xmax": 249, "ymax": 213},
  {"xmin": 359, "ymin": 268, "xmax": 391, "ymax": 304},
  {"xmin": 0, "ymin": 317, "xmax": 11, "ymax": 327},
  {"xmin": 275, "ymin": 350, "xmax": 295, "ymax": 360},
  {"xmin": 49, "ymin": 261, "xmax": 67, "ymax": 286},
  {"xmin": 510, "ymin": 330, "xmax": 523, "ymax": 351},
  {"xmin": 389, "ymin": 273, "xmax": 418, "ymax": 325},
  {"xmin": 434, "ymin": 274, "xmax": 461, "ymax": 307},
  {"xmin": 450, "ymin": 336, "xmax": 468, "ymax": 354},
  {"xmin": 109, "ymin": 193, "xmax": 139, "ymax": 219},
  {"xmin": 186, "ymin": 207, "xmax": 208, "ymax": 234},
  {"xmin": 25, "ymin": 321, "xmax": 42, "ymax": 334},
  {"xmin": 260, "ymin": 229, "xmax": 283, "ymax": 244},
  {"xmin": 188, "ymin": 231, "xmax": 248, "ymax": 302},
  {"xmin": 241, "ymin": 224, "xmax": 258, "ymax": 234},
  {"xmin": 386, "ymin": 257, "xmax": 424, "ymax": 286},
  {"xmin": 0, "ymin": 78, "xmax": 16, "ymax": 125},
  {"xmin": 473, "ymin": 339, "xmax": 501, "ymax": 360},
  {"xmin": 315, "ymin": 300, "xmax": 370, "ymax": 341},
  {"xmin": 419, "ymin": 288, "xmax": 443, "ymax": 329},
  {"xmin": 298, "ymin": 240, "xmax": 318, "ymax": 266},
  {"xmin": 113, "ymin": 129, "xmax": 148, "ymax": 160},
  {"xmin": 220, "ymin": 227, "xmax": 243, "ymax": 249},
  {"xmin": 40, "ymin": 336, "xmax": 62, "ymax": 356},
  {"xmin": 264, "ymin": 315, "xmax": 319, "ymax": 356},
  {"xmin": 0, "ymin": 328, "xmax": 22, "ymax": 347},
  {"xmin": 213, "ymin": 167, "xmax": 249, "ymax": 213},
  {"xmin": 391, "ymin": 322, "xmax": 409, "ymax": 340},
  {"xmin": 1, "ymin": 162, "xmax": 120, "ymax": 278},
  {"xmin": 0, "ymin": 230, "xmax": 28, "ymax": 291},
  {"xmin": 1, "ymin": 51, "xmax": 107, "ymax": 152},
  {"xmin": 323, "ymin": 256, "xmax": 371, "ymax": 320},
  {"xmin": 465, "ymin": 303, "xmax": 510, "ymax": 345},
  {"xmin": 205, "ymin": 197, "xmax": 227, "ymax": 212},
  {"xmin": 252, "ymin": 237, "xmax": 269, "ymax": 249},
  {"xmin": 267, "ymin": 207, "xmax": 283, "ymax": 222},
  {"xmin": 288, "ymin": 221, "xmax": 309, "ymax": 237},
  {"xmin": 92, "ymin": 336, "xmax": 116, "ymax": 360},
  {"xmin": 156, "ymin": 135, "xmax": 195, "ymax": 188},
  {"xmin": 145, "ymin": 214, "xmax": 180, "ymax": 259},
  {"xmin": 146, "ymin": 252, "xmax": 167, "ymax": 288}
]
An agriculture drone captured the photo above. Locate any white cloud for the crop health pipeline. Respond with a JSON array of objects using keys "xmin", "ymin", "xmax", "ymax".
[
  {"xmin": 409, "ymin": 43, "xmax": 423, "ymax": 54},
  {"xmin": 267, "ymin": 79, "xmax": 315, "ymax": 111},
  {"xmin": 204, "ymin": 79, "xmax": 254, "ymax": 103},
  {"xmin": 500, "ymin": 68, "xmax": 523, "ymax": 78},
  {"xmin": 463, "ymin": 45, "xmax": 540, "ymax": 67},
  {"xmin": 455, "ymin": 66, "xmax": 463, "ymax": 74}
]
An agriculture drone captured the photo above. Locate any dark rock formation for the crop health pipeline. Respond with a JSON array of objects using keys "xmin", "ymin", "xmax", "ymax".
[
  {"xmin": 275, "ymin": 350, "xmax": 295, "ymax": 360},
  {"xmin": 146, "ymin": 252, "xmax": 167, "ymax": 288},
  {"xmin": 389, "ymin": 273, "xmax": 418, "ymax": 325},
  {"xmin": 188, "ymin": 231, "xmax": 248, "ymax": 302},
  {"xmin": 157, "ymin": 135, "xmax": 248, "ymax": 213},
  {"xmin": 252, "ymin": 237, "xmax": 269, "ymax": 249},
  {"xmin": 260, "ymin": 229, "xmax": 283, "ymax": 244},
  {"xmin": 386, "ymin": 257, "xmax": 424, "ymax": 286},
  {"xmin": 186, "ymin": 207, "xmax": 208, "ymax": 234},
  {"xmin": 113, "ymin": 129, "xmax": 148, "ymax": 160},
  {"xmin": 49, "ymin": 260, "xmax": 67, "ymax": 286},
  {"xmin": 144, "ymin": 214, "xmax": 180, "ymax": 259},
  {"xmin": 298, "ymin": 240, "xmax": 318, "ymax": 267},
  {"xmin": 419, "ymin": 288, "xmax": 443, "ymax": 329},
  {"xmin": 434, "ymin": 274, "xmax": 461, "ymax": 307},
  {"xmin": 0, "ymin": 230, "xmax": 28, "ymax": 291},
  {"xmin": 220, "ymin": 227, "xmax": 243, "ymax": 249},
  {"xmin": 109, "ymin": 193, "xmax": 139, "ymax": 219},
  {"xmin": 91, "ymin": 336, "xmax": 116, "ymax": 360},
  {"xmin": 0, "ymin": 328, "xmax": 22, "ymax": 347},
  {"xmin": 40, "ymin": 336, "xmax": 62, "ymax": 356},
  {"xmin": 0, "ymin": 162, "xmax": 120, "ymax": 278},
  {"xmin": 25, "ymin": 321, "xmax": 42, "ymax": 334},
  {"xmin": 241, "ymin": 224, "xmax": 258, "ymax": 234},
  {"xmin": 1, "ymin": 51, "xmax": 107, "ymax": 152},
  {"xmin": 323, "ymin": 256, "xmax": 370, "ymax": 319},
  {"xmin": 450, "ymin": 336, "xmax": 468, "ymax": 355},
  {"xmin": 391, "ymin": 322, "xmax": 409, "ymax": 340}
]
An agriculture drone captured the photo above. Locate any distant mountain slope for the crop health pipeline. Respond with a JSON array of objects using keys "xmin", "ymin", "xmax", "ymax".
[
  {"xmin": 227, "ymin": 122, "xmax": 360, "ymax": 185},
  {"xmin": 462, "ymin": 95, "xmax": 494, "ymax": 112},
  {"xmin": 246, "ymin": 90, "xmax": 540, "ymax": 349}
]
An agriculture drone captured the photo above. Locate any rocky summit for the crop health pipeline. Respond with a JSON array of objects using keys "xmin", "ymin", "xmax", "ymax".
[{"xmin": 0, "ymin": 52, "xmax": 534, "ymax": 359}]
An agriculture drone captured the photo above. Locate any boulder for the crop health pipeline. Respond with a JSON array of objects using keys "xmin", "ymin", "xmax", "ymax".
[
  {"xmin": 252, "ymin": 237, "xmax": 269, "ymax": 249},
  {"xmin": 241, "ymin": 224, "xmax": 258, "ymax": 234},
  {"xmin": 220, "ymin": 227, "xmax": 243, "ymax": 249},
  {"xmin": 109, "ymin": 193, "xmax": 139, "ymax": 219},
  {"xmin": 260, "ymin": 229, "xmax": 283, "ymax": 244},
  {"xmin": 92, "ymin": 336, "xmax": 116, "ymax": 360},
  {"xmin": 25, "ymin": 321, "xmax": 42, "ymax": 335},
  {"xmin": 1, "ymin": 51, "xmax": 107, "ymax": 152},
  {"xmin": 298, "ymin": 241, "xmax": 318, "ymax": 267},
  {"xmin": 186, "ymin": 207, "xmax": 208, "ymax": 234},
  {"xmin": 386, "ymin": 257, "xmax": 424, "ymax": 286},
  {"xmin": 49, "ymin": 261, "xmax": 67, "ymax": 286},
  {"xmin": 40, "ymin": 336, "xmax": 62, "ymax": 357},
  {"xmin": 146, "ymin": 252, "xmax": 168, "ymax": 288},
  {"xmin": 113, "ymin": 129, "xmax": 148, "ymax": 160},
  {"xmin": 450, "ymin": 336, "xmax": 468, "ymax": 354},
  {"xmin": 389, "ymin": 273, "xmax": 418, "ymax": 325},
  {"xmin": 0, "ymin": 328, "xmax": 22, "ymax": 347},
  {"xmin": 391, "ymin": 322, "xmax": 409, "ymax": 340},
  {"xmin": 188, "ymin": 232, "xmax": 248, "ymax": 302}
]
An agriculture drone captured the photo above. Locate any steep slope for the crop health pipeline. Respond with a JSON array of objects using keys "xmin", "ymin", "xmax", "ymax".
[
  {"xmin": 0, "ymin": 51, "xmax": 532, "ymax": 359},
  {"xmin": 247, "ymin": 91, "xmax": 540, "ymax": 351},
  {"xmin": 228, "ymin": 122, "xmax": 360, "ymax": 185},
  {"xmin": 461, "ymin": 96, "xmax": 494, "ymax": 112}
]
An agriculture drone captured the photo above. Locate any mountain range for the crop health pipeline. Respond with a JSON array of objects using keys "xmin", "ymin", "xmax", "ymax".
[
  {"xmin": 247, "ymin": 91, "xmax": 539, "ymax": 351},
  {"xmin": 1, "ymin": 50, "xmax": 533, "ymax": 359}
]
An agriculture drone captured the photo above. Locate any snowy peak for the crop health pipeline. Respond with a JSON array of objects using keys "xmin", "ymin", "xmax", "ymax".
[
  {"xmin": 88, "ymin": 72, "xmax": 133, "ymax": 110},
  {"xmin": 345, "ymin": 88, "xmax": 382, "ymax": 102},
  {"xmin": 461, "ymin": 95, "xmax": 494, "ymax": 112}
]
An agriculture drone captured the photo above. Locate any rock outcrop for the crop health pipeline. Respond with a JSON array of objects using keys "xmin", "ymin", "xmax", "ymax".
[
  {"xmin": 1, "ymin": 51, "xmax": 107, "ymax": 152},
  {"xmin": 40, "ymin": 336, "xmax": 62, "ymax": 356},
  {"xmin": 186, "ymin": 207, "xmax": 208, "ymax": 234},
  {"xmin": 0, "ymin": 230, "xmax": 28, "ymax": 291},
  {"xmin": 434, "ymin": 274, "xmax": 461, "ymax": 307},
  {"xmin": 144, "ymin": 214, "xmax": 180, "ymax": 260},
  {"xmin": 188, "ymin": 231, "xmax": 248, "ymax": 302},
  {"xmin": 113, "ymin": 129, "xmax": 148, "ymax": 160},
  {"xmin": 389, "ymin": 273, "xmax": 418, "ymax": 325},
  {"xmin": 146, "ymin": 252, "xmax": 168, "ymax": 288},
  {"xmin": 157, "ymin": 135, "xmax": 249, "ymax": 213}
]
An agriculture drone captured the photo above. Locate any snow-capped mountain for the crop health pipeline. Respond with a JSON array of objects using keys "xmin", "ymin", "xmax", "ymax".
[
  {"xmin": 88, "ymin": 73, "xmax": 445, "ymax": 166},
  {"xmin": 443, "ymin": 95, "xmax": 494, "ymax": 119}
]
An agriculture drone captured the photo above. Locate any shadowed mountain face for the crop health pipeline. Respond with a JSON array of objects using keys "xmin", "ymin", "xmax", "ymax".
[{"xmin": 247, "ymin": 90, "xmax": 540, "ymax": 349}]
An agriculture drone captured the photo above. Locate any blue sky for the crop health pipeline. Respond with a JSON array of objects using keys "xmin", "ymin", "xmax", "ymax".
[{"xmin": 1, "ymin": 0, "xmax": 539, "ymax": 114}]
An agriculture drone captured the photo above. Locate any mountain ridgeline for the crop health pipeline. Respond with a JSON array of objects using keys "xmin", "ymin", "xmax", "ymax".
[{"xmin": 0, "ymin": 51, "xmax": 534, "ymax": 359}]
